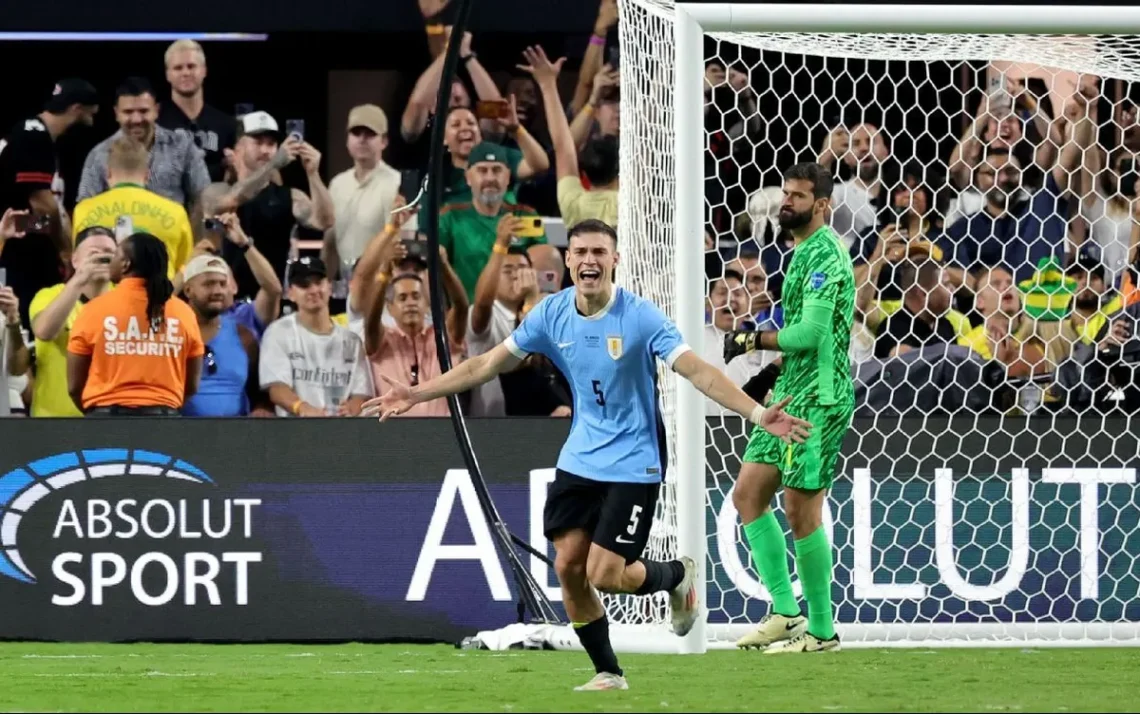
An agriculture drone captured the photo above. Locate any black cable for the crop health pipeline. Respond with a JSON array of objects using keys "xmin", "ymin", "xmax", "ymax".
[{"xmin": 421, "ymin": 0, "xmax": 560, "ymax": 626}]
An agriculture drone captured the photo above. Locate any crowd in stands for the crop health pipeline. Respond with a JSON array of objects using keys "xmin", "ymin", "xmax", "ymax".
[{"xmin": 0, "ymin": 0, "xmax": 1137, "ymax": 418}]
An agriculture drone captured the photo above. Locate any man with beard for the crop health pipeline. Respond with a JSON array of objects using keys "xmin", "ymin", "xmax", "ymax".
[
  {"xmin": 157, "ymin": 39, "xmax": 237, "ymax": 183},
  {"xmin": 873, "ymin": 258, "xmax": 957, "ymax": 359},
  {"xmin": 222, "ymin": 110, "xmax": 334, "ymax": 301},
  {"xmin": 1065, "ymin": 256, "xmax": 1127, "ymax": 348},
  {"xmin": 438, "ymin": 141, "xmax": 557, "ymax": 301},
  {"xmin": 441, "ymin": 106, "xmax": 548, "ymax": 207},
  {"xmin": 77, "ymin": 77, "xmax": 210, "ymax": 219},
  {"xmin": 0, "ymin": 78, "xmax": 99, "ymax": 329},
  {"xmin": 942, "ymin": 95, "xmax": 1093, "ymax": 285},
  {"xmin": 723, "ymin": 162, "xmax": 855, "ymax": 654},
  {"xmin": 180, "ymin": 254, "xmax": 261, "ymax": 417},
  {"xmin": 817, "ymin": 122, "xmax": 891, "ymax": 247}
]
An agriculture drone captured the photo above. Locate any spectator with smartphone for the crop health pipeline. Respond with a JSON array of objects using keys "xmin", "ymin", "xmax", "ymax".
[
  {"xmin": 438, "ymin": 142, "xmax": 557, "ymax": 301},
  {"xmin": 218, "ymin": 111, "xmax": 333, "ymax": 302},
  {"xmin": 180, "ymin": 254, "xmax": 263, "ymax": 417},
  {"xmin": 72, "ymin": 137, "xmax": 194, "ymax": 279},
  {"xmin": 323, "ymin": 105, "xmax": 401, "ymax": 274},
  {"xmin": 260, "ymin": 257, "xmax": 373, "ymax": 417},
  {"xmin": 521, "ymin": 45, "xmax": 618, "ymax": 230},
  {"xmin": 157, "ymin": 39, "xmax": 237, "ymax": 183},
  {"xmin": 77, "ymin": 77, "xmax": 210, "ymax": 221},
  {"xmin": 466, "ymin": 220, "xmax": 568, "ymax": 417},
  {"xmin": 365, "ymin": 242, "xmax": 468, "ymax": 417},
  {"xmin": 0, "ymin": 78, "xmax": 99, "ymax": 329},
  {"xmin": 1, "ymin": 275, "xmax": 32, "ymax": 417},
  {"xmin": 28, "ymin": 226, "xmax": 117, "ymax": 417},
  {"xmin": 66, "ymin": 233, "xmax": 204, "ymax": 416},
  {"xmin": 441, "ymin": 105, "xmax": 549, "ymax": 206},
  {"xmin": 400, "ymin": 29, "xmax": 502, "ymax": 146}
]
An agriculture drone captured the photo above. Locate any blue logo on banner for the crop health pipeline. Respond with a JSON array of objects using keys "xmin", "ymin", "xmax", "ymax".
[
  {"xmin": 0, "ymin": 450, "xmax": 213, "ymax": 584},
  {"xmin": 809, "ymin": 272, "xmax": 827, "ymax": 290}
]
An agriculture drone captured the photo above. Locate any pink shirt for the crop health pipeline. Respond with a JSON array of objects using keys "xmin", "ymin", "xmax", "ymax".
[{"xmin": 370, "ymin": 323, "xmax": 464, "ymax": 417}]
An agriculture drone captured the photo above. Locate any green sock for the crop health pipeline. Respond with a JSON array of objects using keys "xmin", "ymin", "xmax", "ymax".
[
  {"xmin": 793, "ymin": 526, "xmax": 836, "ymax": 640},
  {"xmin": 742, "ymin": 511, "xmax": 799, "ymax": 617}
]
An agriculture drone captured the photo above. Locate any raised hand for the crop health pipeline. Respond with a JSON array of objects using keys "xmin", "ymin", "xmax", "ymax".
[
  {"xmin": 757, "ymin": 396, "xmax": 813, "ymax": 445},
  {"xmin": 0, "ymin": 286, "xmax": 19, "ymax": 326},
  {"xmin": 0, "ymin": 208, "xmax": 28, "ymax": 240},
  {"xmin": 361, "ymin": 373, "xmax": 417, "ymax": 421},
  {"xmin": 517, "ymin": 46, "xmax": 567, "ymax": 88}
]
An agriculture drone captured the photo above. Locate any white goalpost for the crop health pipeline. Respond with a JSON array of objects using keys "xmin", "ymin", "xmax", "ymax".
[{"xmin": 475, "ymin": 2, "xmax": 1140, "ymax": 653}]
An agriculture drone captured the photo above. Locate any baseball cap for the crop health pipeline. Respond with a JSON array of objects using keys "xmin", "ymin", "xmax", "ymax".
[
  {"xmin": 289, "ymin": 256, "xmax": 328, "ymax": 284},
  {"xmin": 467, "ymin": 141, "xmax": 510, "ymax": 167},
  {"xmin": 182, "ymin": 254, "xmax": 231, "ymax": 283},
  {"xmin": 45, "ymin": 78, "xmax": 99, "ymax": 113},
  {"xmin": 347, "ymin": 104, "xmax": 389, "ymax": 136},
  {"xmin": 237, "ymin": 110, "xmax": 281, "ymax": 140}
]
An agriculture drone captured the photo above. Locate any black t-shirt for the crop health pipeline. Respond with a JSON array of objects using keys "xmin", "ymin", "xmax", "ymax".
[
  {"xmin": 0, "ymin": 116, "xmax": 66, "ymax": 327},
  {"xmin": 228, "ymin": 183, "xmax": 295, "ymax": 300},
  {"xmin": 874, "ymin": 305, "xmax": 957, "ymax": 359},
  {"xmin": 158, "ymin": 101, "xmax": 237, "ymax": 183}
]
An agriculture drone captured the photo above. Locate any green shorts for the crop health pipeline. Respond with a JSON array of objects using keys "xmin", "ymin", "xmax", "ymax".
[{"xmin": 742, "ymin": 403, "xmax": 853, "ymax": 491}]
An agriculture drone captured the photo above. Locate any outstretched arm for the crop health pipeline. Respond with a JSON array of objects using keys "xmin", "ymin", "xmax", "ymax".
[
  {"xmin": 673, "ymin": 350, "xmax": 811, "ymax": 441},
  {"xmin": 672, "ymin": 350, "xmax": 765, "ymax": 423},
  {"xmin": 364, "ymin": 342, "xmax": 522, "ymax": 419}
]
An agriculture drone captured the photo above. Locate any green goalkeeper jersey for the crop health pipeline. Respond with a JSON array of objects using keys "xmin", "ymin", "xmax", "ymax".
[{"xmin": 771, "ymin": 225, "xmax": 856, "ymax": 407}]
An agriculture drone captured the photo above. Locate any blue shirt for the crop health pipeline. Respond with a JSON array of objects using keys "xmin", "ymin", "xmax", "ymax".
[
  {"xmin": 941, "ymin": 174, "xmax": 1068, "ymax": 283},
  {"xmin": 504, "ymin": 287, "xmax": 690, "ymax": 484},
  {"xmin": 183, "ymin": 313, "xmax": 250, "ymax": 417},
  {"xmin": 225, "ymin": 300, "xmax": 265, "ymax": 338}
]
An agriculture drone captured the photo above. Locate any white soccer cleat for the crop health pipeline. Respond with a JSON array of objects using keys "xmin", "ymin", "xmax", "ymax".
[
  {"xmin": 670, "ymin": 556, "xmax": 700, "ymax": 636},
  {"xmin": 574, "ymin": 672, "xmax": 629, "ymax": 691},
  {"xmin": 734, "ymin": 612, "xmax": 807, "ymax": 649},
  {"xmin": 763, "ymin": 631, "xmax": 841, "ymax": 654}
]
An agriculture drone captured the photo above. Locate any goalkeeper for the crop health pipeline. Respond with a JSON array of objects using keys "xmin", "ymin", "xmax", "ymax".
[{"xmin": 724, "ymin": 162, "xmax": 855, "ymax": 653}]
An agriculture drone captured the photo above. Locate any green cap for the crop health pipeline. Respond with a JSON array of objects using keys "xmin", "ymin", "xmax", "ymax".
[
  {"xmin": 1018, "ymin": 256, "xmax": 1077, "ymax": 322},
  {"xmin": 467, "ymin": 141, "xmax": 509, "ymax": 167}
]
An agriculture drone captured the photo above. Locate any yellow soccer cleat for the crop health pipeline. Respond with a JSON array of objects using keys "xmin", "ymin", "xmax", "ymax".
[
  {"xmin": 735, "ymin": 612, "xmax": 807, "ymax": 649},
  {"xmin": 763, "ymin": 631, "xmax": 841, "ymax": 654}
]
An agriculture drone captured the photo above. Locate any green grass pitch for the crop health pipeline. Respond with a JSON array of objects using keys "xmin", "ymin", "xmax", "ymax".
[{"xmin": 1, "ymin": 642, "xmax": 1136, "ymax": 712}]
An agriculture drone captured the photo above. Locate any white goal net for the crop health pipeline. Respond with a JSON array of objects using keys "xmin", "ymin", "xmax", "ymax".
[{"xmin": 599, "ymin": 0, "xmax": 1140, "ymax": 650}]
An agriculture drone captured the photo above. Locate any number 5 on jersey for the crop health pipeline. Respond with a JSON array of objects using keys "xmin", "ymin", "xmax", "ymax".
[{"xmin": 592, "ymin": 379, "xmax": 606, "ymax": 406}]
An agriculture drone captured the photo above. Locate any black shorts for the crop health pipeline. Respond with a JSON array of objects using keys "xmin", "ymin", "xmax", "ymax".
[{"xmin": 543, "ymin": 469, "xmax": 661, "ymax": 564}]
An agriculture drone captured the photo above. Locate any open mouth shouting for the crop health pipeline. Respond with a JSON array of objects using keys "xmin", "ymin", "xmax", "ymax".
[{"xmin": 578, "ymin": 268, "xmax": 602, "ymax": 287}]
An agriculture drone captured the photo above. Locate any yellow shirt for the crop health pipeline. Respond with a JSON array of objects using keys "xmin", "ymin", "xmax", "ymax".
[
  {"xmin": 875, "ymin": 300, "xmax": 973, "ymax": 340},
  {"xmin": 1074, "ymin": 295, "xmax": 1124, "ymax": 344},
  {"xmin": 557, "ymin": 176, "xmax": 618, "ymax": 231},
  {"xmin": 72, "ymin": 182, "xmax": 194, "ymax": 279},
  {"xmin": 28, "ymin": 284, "xmax": 84, "ymax": 417}
]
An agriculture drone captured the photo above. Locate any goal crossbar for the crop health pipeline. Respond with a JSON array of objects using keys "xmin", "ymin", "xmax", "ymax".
[{"xmin": 677, "ymin": 3, "xmax": 1140, "ymax": 34}]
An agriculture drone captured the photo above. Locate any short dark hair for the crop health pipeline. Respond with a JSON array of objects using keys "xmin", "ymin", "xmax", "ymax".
[
  {"xmin": 580, "ymin": 135, "xmax": 619, "ymax": 187},
  {"xmin": 115, "ymin": 76, "xmax": 155, "ymax": 103},
  {"xmin": 506, "ymin": 246, "xmax": 532, "ymax": 263},
  {"xmin": 1066, "ymin": 260, "xmax": 1106, "ymax": 284},
  {"xmin": 722, "ymin": 269, "xmax": 744, "ymax": 284},
  {"xmin": 567, "ymin": 218, "xmax": 617, "ymax": 246},
  {"xmin": 783, "ymin": 162, "xmax": 833, "ymax": 200}
]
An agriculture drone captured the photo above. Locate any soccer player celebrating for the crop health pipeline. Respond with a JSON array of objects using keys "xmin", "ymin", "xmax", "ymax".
[
  {"xmin": 364, "ymin": 218, "xmax": 811, "ymax": 691},
  {"xmin": 724, "ymin": 162, "xmax": 856, "ymax": 653}
]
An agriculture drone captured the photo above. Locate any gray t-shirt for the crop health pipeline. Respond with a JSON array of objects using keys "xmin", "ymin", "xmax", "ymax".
[
  {"xmin": 259, "ymin": 313, "xmax": 374, "ymax": 416},
  {"xmin": 465, "ymin": 300, "xmax": 518, "ymax": 417}
]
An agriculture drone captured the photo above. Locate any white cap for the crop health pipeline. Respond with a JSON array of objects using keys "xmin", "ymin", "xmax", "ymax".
[
  {"xmin": 182, "ymin": 254, "xmax": 231, "ymax": 282},
  {"xmin": 238, "ymin": 110, "xmax": 279, "ymax": 138}
]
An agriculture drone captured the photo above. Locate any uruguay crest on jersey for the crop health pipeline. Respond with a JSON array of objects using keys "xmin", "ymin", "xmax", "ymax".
[{"xmin": 607, "ymin": 335, "xmax": 623, "ymax": 360}]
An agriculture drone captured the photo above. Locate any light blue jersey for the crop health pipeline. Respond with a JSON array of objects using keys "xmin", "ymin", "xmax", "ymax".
[{"xmin": 504, "ymin": 287, "xmax": 691, "ymax": 484}]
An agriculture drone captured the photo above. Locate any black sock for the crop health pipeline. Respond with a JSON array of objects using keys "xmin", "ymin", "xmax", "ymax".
[
  {"xmin": 634, "ymin": 559, "xmax": 686, "ymax": 596},
  {"xmin": 573, "ymin": 616, "xmax": 622, "ymax": 676}
]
